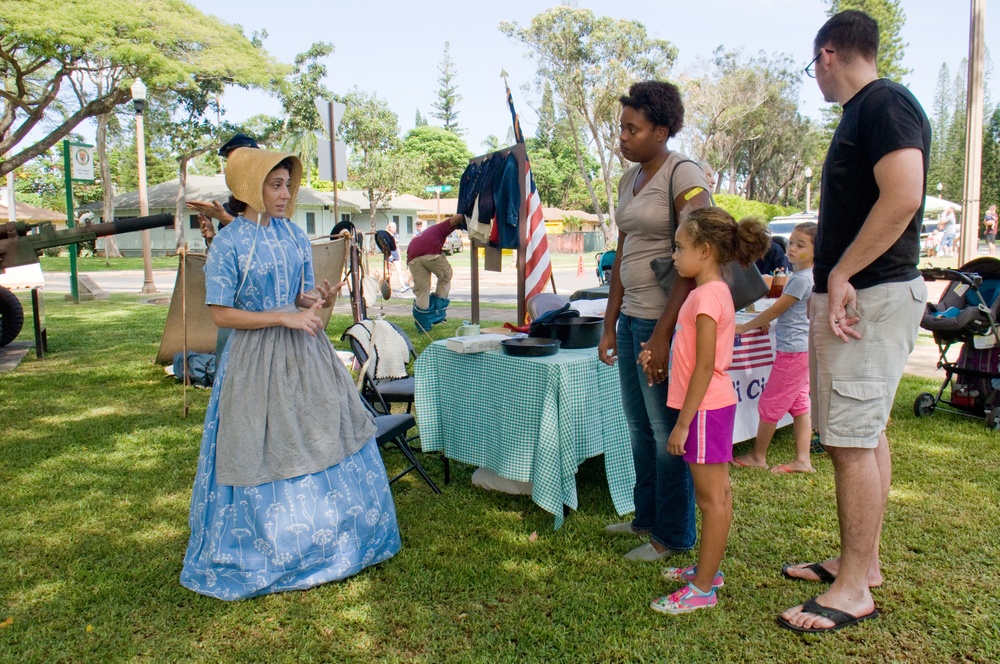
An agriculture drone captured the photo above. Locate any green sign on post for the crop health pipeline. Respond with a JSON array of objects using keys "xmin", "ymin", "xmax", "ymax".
[
  {"xmin": 63, "ymin": 140, "xmax": 94, "ymax": 303},
  {"xmin": 424, "ymin": 184, "xmax": 453, "ymax": 194}
]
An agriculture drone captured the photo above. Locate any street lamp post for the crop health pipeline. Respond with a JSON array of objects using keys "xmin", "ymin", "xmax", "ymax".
[
  {"xmin": 132, "ymin": 78, "xmax": 157, "ymax": 294},
  {"xmin": 804, "ymin": 167, "xmax": 813, "ymax": 213}
]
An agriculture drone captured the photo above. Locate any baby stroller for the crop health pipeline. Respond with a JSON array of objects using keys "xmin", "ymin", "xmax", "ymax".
[
  {"xmin": 595, "ymin": 250, "xmax": 616, "ymax": 285},
  {"xmin": 914, "ymin": 257, "xmax": 1000, "ymax": 428}
]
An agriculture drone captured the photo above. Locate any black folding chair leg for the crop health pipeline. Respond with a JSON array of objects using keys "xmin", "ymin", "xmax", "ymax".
[{"xmin": 390, "ymin": 435, "xmax": 442, "ymax": 494}]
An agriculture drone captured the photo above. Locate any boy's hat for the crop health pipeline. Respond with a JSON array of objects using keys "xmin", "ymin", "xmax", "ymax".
[
  {"xmin": 225, "ymin": 148, "xmax": 302, "ymax": 218},
  {"xmin": 218, "ymin": 133, "xmax": 259, "ymax": 157}
]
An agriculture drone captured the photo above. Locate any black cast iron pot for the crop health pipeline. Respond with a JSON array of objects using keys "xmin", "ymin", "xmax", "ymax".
[{"xmin": 529, "ymin": 316, "xmax": 604, "ymax": 349}]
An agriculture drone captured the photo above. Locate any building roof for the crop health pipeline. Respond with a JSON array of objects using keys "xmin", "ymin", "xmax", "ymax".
[
  {"xmin": 415, "ymin": 196, "xmax": 458, "ymax": 218},
  {"xmin": 410, "ymin": 199, "xmax": 605, "ymax": 224},
  {"xmin": 337, "ymin": 190, "xmax": 434, "ymax": 213},
  {"xmin": 542, "ymin": 207, "xmax": 601, "ymax": 223},
  {"xmin": 0, "ymin": 200, "xmax": 66, "ymax": 222},
  {"xmin": 79, "ymin": 174, "xmax": 363, "ymax": 213}
]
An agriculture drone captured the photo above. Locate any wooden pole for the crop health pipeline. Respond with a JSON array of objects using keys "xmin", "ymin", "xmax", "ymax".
[
  {"xmin": 515, "ymin": 144, "xmax": 528, "ymax": 326},
  {"xmin": 328, "ymin": 103, "xmax": 340, "ymax": 228},
  {"xmin": 961, "ymin": 0, "xmax": 986, "ymax": 264},
  {"xmin": 180, "ymin": 245, "xmax": 189, "ymax": 418}
]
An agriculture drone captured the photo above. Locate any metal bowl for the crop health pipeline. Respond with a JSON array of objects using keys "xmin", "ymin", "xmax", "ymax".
[
  {"xmin": 501, "ymin": 337, "xmax": 561, "ymax": 357},
  {"xmin": 530, "ymin": 316, "xmax": 604, "ymax": 349}
]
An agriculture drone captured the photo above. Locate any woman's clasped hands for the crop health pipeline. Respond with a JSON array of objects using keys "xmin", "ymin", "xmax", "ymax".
[{"xmin": 287, "ymin": 279, "xmax": 347, "ymax": 336}]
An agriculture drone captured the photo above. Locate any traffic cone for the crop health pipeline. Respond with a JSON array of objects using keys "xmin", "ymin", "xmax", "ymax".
[{"xmin": 577, "ymin": 255, "xmax": 584, "ymax": 277}]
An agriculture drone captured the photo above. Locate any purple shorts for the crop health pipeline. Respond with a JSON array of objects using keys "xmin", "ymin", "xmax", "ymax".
[
  {"xmin": 758, "ymin": 351, "xmax": 811, "ymax": 423},
  {"xmin": 669, "ymin": 405, "xmax": 736, "ymax": 464}
]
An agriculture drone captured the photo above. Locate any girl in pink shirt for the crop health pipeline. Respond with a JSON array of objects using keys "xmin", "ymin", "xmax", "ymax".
[{"xmin": 642, "ymin": 208, "xmax": 769, "ymax": 614}]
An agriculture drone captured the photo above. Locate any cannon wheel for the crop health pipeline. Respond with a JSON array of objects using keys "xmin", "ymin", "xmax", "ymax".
[{"xmin": 0, "ymin": 285, "xmax": 25, "ymax": 348}]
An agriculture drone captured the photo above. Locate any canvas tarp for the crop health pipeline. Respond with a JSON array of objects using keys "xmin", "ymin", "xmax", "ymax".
[
  {"xmin": 923, "ymin": 195, "xmax": 962, "ymax": 215},
  {"xmin": 155, "ymin": 237, "xmax": 350, "ymax": 365}
]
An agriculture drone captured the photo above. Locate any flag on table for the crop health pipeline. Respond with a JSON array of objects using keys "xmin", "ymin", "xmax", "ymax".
[
  {"xmin": 731, "ymin": 328, "xmax": 775, "ymax": 371},
  {"xmin": 505, "ymin": 81, "xmax": 552, "ymax": 301}
]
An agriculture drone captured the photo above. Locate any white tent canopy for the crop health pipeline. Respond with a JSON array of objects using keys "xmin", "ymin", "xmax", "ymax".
[{"xmin": 923, "ymin": 195, "xmax": 962, "ymax": 215}]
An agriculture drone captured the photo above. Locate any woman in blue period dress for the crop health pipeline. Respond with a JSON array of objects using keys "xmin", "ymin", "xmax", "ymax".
[{"xmin": 181, "ymin": 148, "xmax": 400, "ymax": 600}]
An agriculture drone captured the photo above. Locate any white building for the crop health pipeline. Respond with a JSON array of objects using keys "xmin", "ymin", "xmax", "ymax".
[{"xmin": 81, "ymin": 175, "xmax": 432, "ymax": 255}]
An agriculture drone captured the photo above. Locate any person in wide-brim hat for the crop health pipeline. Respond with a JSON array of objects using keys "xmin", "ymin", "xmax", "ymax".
[
  {"xmin": 181, "ymin": 147, "xmax": 401, "ymax": 601},
  {"xmin": 225, "ymin": 148, "xmax": 303, "ymax": 219}
]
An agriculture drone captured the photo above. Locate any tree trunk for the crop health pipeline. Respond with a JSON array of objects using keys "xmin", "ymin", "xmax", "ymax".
[
  {"xmin": 564, "ymin": 106, "xmax": 611, "ymax": 245},
  {"xmin": 582, "ymin": 108, "xmax": 618, "ymax": 243},
  {"xmin": 96, "ymin": 111, "xmax": 121, "ymax": 260},
  {"xmin": 175, "ymin": 157, "xmax": 189, "ymax": 250},
  {"xmin": 367, "ymin": 188, "xmax": 378, "ymax": 233}
]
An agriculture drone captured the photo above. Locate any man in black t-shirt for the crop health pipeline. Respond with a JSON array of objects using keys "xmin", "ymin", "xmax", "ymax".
[{"xmin": 778, "ymin": 10, "xmax": 929, "ymax": 634}]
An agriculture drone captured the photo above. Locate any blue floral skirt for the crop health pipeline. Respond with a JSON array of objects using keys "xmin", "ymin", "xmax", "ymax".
[{"xmin": 181, "ymin": 436, "xmax": 401, "ymax": 600}]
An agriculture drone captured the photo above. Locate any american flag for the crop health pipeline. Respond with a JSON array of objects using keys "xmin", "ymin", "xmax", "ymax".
[
  {"xmin": 731, "ymin": 328, "xmax": 775, "ymax": 371},
  {"xmin": 505, "ymin": 81, "xmax": 552, "ymax": 301}
]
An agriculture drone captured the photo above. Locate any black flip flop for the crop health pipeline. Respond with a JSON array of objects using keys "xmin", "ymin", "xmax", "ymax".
[
  {"xmin": 777, "ymin": 597, "xmax": 879, "ymax": 633},
  {"xmin": 781, "ymin": 562, "xmax": 836, "ymax": 584}
]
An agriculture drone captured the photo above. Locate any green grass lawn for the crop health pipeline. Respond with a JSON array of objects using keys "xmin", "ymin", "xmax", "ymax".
[
  {"xmin": 1, "ymin": 294, "xmax": 998, "ymax": 662},
  {"xmin": 38, "ymin": 256, "xmax": 180, "ymax": 272}
]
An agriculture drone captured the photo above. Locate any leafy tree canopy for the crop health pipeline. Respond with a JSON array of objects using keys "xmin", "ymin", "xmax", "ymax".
[
  {"xmin": 826, "ymin": 0, "xmax": 909, "ymax": 82},
  {"xmin": 401, "ymin": 126, "xmax": 471, "ymax": 189},
  {"xmin": 338, "ymin": 88, "xmax": 417, "ymax": 229},
  {"xmin": 501, "ymin": 6, "xmax": 676, "ymax": 237},
  {"xmin": 0, "ymin": 0, "xmax": 287, "ymax": 176}
]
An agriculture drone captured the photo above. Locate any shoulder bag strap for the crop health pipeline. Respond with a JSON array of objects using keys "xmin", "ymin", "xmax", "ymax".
[{"xmin": 666, "ymin": 158, "xmax": 715, "ymax": 250}]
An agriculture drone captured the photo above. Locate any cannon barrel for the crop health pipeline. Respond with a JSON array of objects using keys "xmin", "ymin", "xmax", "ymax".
[{"xmin": 0, "ymin": 214, "xmax": 174, "ymax": 272}]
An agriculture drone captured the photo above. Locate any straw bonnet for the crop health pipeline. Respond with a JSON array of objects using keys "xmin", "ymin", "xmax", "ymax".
[{"xmin": 225, "ymin": 148, "xmax": 303, "ymax": 218}]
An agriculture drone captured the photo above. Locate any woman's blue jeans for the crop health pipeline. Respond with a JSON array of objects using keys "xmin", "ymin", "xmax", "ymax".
[{"xmin": 616, "ymin": 314, "xmax": 696, "ymax": 551}]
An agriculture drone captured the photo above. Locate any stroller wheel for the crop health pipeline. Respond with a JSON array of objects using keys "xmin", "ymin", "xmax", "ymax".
[
  {"xmin": 988, "ymin": 407, "xmax": 1000, "ymax": 430},
  {"xmin": 914, "ymin": 392, "xmax": 936, "ymax": 417}
]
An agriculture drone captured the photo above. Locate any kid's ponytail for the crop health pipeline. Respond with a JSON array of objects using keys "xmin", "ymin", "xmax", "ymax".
[
  {"xmin": 679, "ymin": 208, "xmax": 770, "ymax": 266},
  {"xmin": 732, "ymin": 217, "xmax": 771, "ymax": 267}
]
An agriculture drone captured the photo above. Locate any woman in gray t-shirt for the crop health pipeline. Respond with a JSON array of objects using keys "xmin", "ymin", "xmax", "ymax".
[{"xmin": 600, "ymin": 81, "xmax": 712, "ymax": 561}]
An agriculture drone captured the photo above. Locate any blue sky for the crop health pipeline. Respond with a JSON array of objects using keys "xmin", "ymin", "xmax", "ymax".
[{"xmin": 182, "ymin": 1, "xmax": 982, "ymax": 152}]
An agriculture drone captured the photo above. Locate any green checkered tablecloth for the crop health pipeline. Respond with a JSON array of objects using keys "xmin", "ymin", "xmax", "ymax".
[{"xmin": 414, "ymin": 341, "xmax": 634, "ymax": 528}]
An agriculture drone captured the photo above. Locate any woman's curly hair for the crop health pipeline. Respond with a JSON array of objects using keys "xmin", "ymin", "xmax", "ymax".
[{"xmin": 619, "ymin": 81, "xmax": 685, "ymax": 138}]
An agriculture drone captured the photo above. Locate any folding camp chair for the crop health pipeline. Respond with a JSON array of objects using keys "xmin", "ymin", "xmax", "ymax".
[
  {"xmin": 342, "ymin": 320, "xmax": 416, "ymax": 414},
  {"xmin": 527, "ymin": 293, "xmax": 570, "ymax": 321},
  {"xmin": 362, "ymin": 399, "xmax": 444, "ymax": 492}
]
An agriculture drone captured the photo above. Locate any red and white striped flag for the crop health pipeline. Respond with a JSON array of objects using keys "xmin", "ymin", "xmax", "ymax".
[
  {"xmin": 730, "ymin": 328, "xmax": 775, "ymax": 371},
  {"xmin": 506, "ymin": 81, "xmax": 552, "ymax": 301}
]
